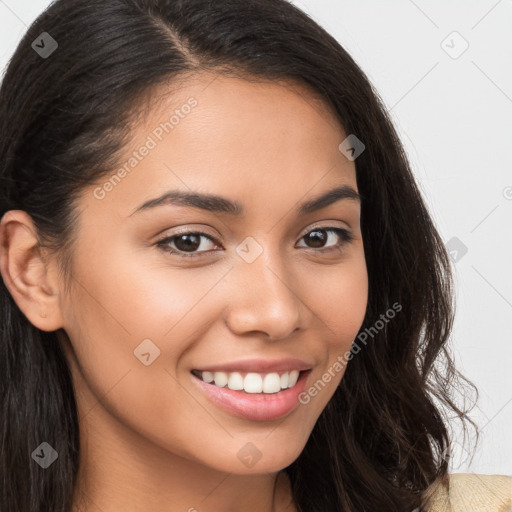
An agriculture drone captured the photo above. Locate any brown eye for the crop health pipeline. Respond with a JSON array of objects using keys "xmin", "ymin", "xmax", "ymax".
[
  {"xmin": 156, "ymin": 232, "xmax": 219, "ymax": 258},
  {"xmin": 303, "ymin": 229, "xmax": 328, "ymax": 248},
  {"xmin": 173, "ymin": 233, "xmax": 202, "ymax": 252},
  {"xmin": 297, "ymin": 227, "xmax": 354, "ymax": 251},
  {"xmin": 155, "ymin": 226, "xmax": 354, "ymax": 259}
]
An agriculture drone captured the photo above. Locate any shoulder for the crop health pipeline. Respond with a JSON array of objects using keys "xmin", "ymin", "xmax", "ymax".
[{"xmin": 426, "ymin": 473, "xmax": 512, "ymax": 512}]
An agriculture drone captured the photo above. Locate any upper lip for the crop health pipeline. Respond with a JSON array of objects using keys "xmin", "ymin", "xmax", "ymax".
[{"xmin": 192, "ymin": 358, "xmax": 313, "ymax": 374}]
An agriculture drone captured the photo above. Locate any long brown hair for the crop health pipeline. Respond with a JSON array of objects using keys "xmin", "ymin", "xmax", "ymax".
[{"xmin": 0, "ymin": 0, "xmax": 478, "ymax": 510}]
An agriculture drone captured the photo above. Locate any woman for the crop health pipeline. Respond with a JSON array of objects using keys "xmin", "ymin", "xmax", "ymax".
[{"xmin": 0, "ymin": 0, "xmax": 510, "ymax": 511}]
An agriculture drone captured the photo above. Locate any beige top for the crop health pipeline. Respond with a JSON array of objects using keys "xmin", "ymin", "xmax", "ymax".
[{"xmin": 427, "ymin": 473, "xmax": 512, "ymax": 511}]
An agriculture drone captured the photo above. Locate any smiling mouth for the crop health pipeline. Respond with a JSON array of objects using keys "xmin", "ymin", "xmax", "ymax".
[{"xmin": 191, "ymin": 369, "xmax": 308, "ymax": 394}]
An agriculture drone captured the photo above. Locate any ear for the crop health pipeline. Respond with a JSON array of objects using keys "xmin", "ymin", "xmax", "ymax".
[{"xmin": 0, "ymin": 210, "xmax": 65, "ymax": 332}]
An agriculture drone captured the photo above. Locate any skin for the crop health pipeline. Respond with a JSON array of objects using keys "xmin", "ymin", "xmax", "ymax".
[{"xmin": 0, "ymin": 72, "xmax": 368, "ymax": 512}]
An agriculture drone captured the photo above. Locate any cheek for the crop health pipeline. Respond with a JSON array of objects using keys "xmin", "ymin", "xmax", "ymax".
[
  {"xmin": 304, "ymin": 254, "xmax": 368, "ymax": 341},
  {"xmin": 298, "ymin": 256, "xmax": 367, "ymax": 405},
  {"xmin": 77, "ymin": 241, "xmax": 231, "ymax": 342},
  {"xmin": 64, "ymin": 242, "xmax": 232, "ymax": 387},
  {"xmin": 62, "ymin": 257, "xmax": 232, "ymax": 457}
]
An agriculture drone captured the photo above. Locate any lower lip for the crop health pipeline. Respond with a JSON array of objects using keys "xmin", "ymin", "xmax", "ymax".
[{"xmin": 190, "ymin": 370, "xmax": 311, "ymax": 421}]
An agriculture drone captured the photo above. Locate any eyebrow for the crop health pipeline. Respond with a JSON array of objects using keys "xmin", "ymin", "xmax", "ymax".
[{"xmin": 129, "ymin": 184, "xmax": 361, "ymax": 217}]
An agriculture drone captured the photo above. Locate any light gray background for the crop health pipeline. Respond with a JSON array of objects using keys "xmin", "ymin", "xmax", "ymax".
[{"xmin": 1, "ymin": 0, "xmax": 511, "ymax": 475}]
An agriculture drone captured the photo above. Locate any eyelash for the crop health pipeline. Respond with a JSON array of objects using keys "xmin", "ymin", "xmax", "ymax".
[{"xmin": 155, "ymin": 226, "xmax": 354, "ymax": 259}]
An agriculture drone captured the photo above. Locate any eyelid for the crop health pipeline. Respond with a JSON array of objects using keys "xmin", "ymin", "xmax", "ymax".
[
  {"xmin": 297, "ymin": 220, "xmax": 350, "ymax": 237},
  {"xmin": 154, "ymin": 228, "xmax": 220, "ymax": 257},
  {"xmin": 154, "ymin": 221, "xmax": 354, "ymax": 259}
]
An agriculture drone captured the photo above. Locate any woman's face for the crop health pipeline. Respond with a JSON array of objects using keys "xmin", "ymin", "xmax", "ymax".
[{"xmin": 57, "ymin": 72, "xmax": 368, "ymax": 475}]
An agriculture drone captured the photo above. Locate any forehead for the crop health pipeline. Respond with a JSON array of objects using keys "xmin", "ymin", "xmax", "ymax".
[
  {"xmin": 143, "ymin": 70, "xmax": 340, "ymax": 125},
  {"xmin": 83, "ymin": 71, "xmax": 357, "ymax": 220},
  {"xmin": 133, "ymin": 70, "xmax": 345, "ymax": 153}
]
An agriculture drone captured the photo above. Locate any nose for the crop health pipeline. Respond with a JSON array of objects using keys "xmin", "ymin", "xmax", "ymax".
[{"xmin": 223, "ymin": 247, "xmax": 306, "ymax": 341}]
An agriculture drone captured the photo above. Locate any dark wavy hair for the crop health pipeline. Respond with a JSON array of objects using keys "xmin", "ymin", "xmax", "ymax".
[{"xmin": 0, "ymin": 0, "xmax": 478, "ymax": 510}]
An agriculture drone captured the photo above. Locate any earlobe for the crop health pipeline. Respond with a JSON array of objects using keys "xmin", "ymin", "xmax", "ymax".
[{"xmin": 0, "ymin": 210, "xmax": 65, "ymax": 332}]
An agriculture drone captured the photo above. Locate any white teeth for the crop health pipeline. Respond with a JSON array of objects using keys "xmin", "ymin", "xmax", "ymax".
[
  {"xmin": 197, "ymin": 369, "xmax": 303, "ymax": 393},
  {"xmin": 213, "ymin": 372, "xmax": 228, "ymax": 387},
  {"xmin": 288, "ymin": 370, "xmax": 299, "ymax": 388},
  {"xmin": 227, "ymin": 372, "xmax": 244, "ymax": 391},
  {"xmin": 262, "ymin": 373, "xmax": 281, "ymax": 393},
  {"xmin": 202, "ymin": 371, "xmax": 214, "ymax": 383},
  {"xmin": 244, "ymin": 373, "xmax": 263, "ymax": 393}
]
